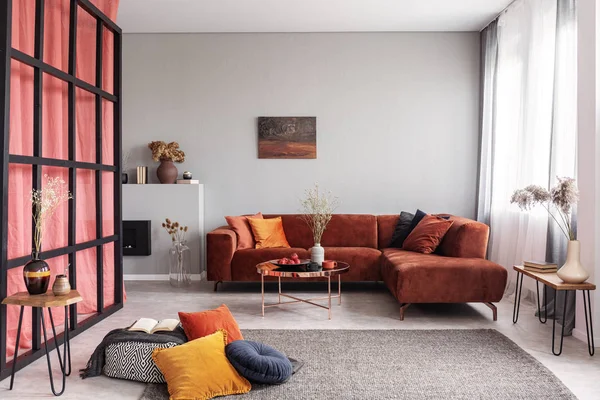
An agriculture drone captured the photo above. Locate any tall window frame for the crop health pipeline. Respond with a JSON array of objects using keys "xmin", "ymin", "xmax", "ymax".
[{"xmin": 0, "ymin": 0, "xmax": 123, "ymax": 380}]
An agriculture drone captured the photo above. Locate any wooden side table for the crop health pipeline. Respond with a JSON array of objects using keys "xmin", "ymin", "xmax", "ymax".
[
  {"xmin": 2, "ymin": 290, "xmax": 83, "ymax": 396},
  {"xmin": 512, "ymin": 266, "xmax": 595, "ymax": 356}
]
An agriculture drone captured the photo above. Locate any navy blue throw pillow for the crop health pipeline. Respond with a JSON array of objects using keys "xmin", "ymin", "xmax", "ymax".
[
  {"xmin": 226, "ymin": 340, "xmax": 293, "ymax": 384},
  {"xmin": 389, "ymin": 211, "xmax": 415, "ymax": 248},
  {"xmin": 392, "ymin": 210, "xmax": 450, "ymax": 249},
  {"xmin": 407, "ymin": 209, "xmax": 428, "ymax": 233}
]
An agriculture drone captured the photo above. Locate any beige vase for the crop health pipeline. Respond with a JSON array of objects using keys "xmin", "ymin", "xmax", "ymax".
[
  {"xmin": 52, "ymin": 275, "xmax": 71, "ymax": 296},
  {"xmin": 556, "ymin": 240, "xmax": 590, "ymax": 284}
]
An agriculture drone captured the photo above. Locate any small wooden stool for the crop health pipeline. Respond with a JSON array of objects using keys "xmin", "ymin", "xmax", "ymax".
[{"xmin": 2, "ymin": 290, "xmax": 82, "ymax": 396}]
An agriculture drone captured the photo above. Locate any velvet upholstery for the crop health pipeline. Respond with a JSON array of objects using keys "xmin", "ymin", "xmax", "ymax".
[
  {"xmin": 207, "ymin": 227, "xmax": 236, "ymax": 281},
  {"xmin": 225, "ymin": 212, "xmax": 263, "ymax": 250},
  {"xmin": 402, "ymin": 215, "xmax": 453, "ymax": 254},
  {"xmin": 207, "ymin": 214, "xmax": 507, "ymax": 311},
  {"xmin": 247, "ymin": 216, "xmax": 291, "ymax": 249},
  {"xmin": 377, "ymin": 215, "xmax": 399, "ymax": 249},
  {"xmin": 322, "ymin": 247, "xmax": 382, "ymax": 281},
  {"xmin": 381, "ymin": 249, "xmax": 507, "ymax": 303},
  {"xmin": 263, "ymin": 214, "xmax": 378, "ymax": 248},
  {"xmin": 436, "ymin": 215, "xmax": 490, "ymax": 259}
]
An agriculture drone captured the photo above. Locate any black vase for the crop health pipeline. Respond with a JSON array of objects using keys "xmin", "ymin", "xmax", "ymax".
[
  {"xmin": 121, "ymin": 172, "xmax": 128, "ymax": 184},
  {"xmin": 23, "ymin": 253, "xmax": 51, "ymax": 295}
]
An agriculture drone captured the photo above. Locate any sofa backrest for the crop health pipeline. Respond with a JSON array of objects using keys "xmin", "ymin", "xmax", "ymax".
[
  {"xmin": 377, "ymin": 214, "xmax": 489, "ymax": 258},
  {"xmin": 436, "ymin": 215, "xmax": 489, "ymax": 259},
  {"xmin": 377, "ymin": 215, "xmax": 399, "ymax": 249},
  {"xmin": 263, "ymin": 214, "xmax": 378, "ymax": 248}
]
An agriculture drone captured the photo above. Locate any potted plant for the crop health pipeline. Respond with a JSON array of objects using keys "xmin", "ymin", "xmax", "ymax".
[
  {"xmin": 148, "ymin": 141, "xmax": 185, "ymax": 184},
  {"xmin": 510, "ymin": 177, "xmax": 585, "ymax": 283},
  {"xmin": 300, "ymin": 184, "xmax": 339, "ymax": 266},
  {"xmin": 162, "ymin": 218, "xmax": 191, "ymax": 287},
  {"xmin": 27, "ymin": 175, "xmax": 73, "ymax": 294}
]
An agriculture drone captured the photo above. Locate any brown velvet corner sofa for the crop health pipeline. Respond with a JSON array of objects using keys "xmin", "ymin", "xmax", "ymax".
[{"xmin": 207, "ymin": 214, "xmax": 507, "ymax": 320}]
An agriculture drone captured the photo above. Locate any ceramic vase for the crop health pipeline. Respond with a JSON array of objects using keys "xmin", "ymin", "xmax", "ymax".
[
  {"xmin": 23, "ymin": 252, "xmax": 51, "ymax": 295},
  {"xmin": 157, "ymin": 160, "xmax": 178, "ymax": 184},
  {"xmin": 52, "ymin": 275, "xmax": 71, "ymax": 296},
  {"xmin": 311, "ymin": 243, "xmax": 325, "ymax": 266},
  {"xmin": 557, "ymin": 240, "xmax": 589, "ymax": 284}
]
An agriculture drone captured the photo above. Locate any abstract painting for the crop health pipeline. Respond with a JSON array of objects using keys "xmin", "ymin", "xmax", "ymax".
[{"xmin": 258, "ymin": 117, "xmax": 317, "ymax": 159}]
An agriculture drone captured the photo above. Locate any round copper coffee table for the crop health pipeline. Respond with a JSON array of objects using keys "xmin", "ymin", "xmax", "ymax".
[{"xmin": 257, "ymin": 261, "xmax": 349, "ymax": 320}]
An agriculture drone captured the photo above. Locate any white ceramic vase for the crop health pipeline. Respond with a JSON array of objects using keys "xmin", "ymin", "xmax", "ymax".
[
  {"xmin": 557, "ymin": 240, "xmax": 589, "ymax": 284},
  {"xmin": 311, "ymin": 243, "xmax": 325, "ymax": 266}
]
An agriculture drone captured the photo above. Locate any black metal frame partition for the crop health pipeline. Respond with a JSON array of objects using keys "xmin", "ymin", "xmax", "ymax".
[{"xmin": 0, "ymin": 0, "xmax": 123, "ymax": 381}]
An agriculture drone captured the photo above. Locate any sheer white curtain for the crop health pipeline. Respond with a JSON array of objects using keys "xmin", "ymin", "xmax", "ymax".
[{"xmin": 478, "ymin": 0, "xmax": 577, "ymax": 294}]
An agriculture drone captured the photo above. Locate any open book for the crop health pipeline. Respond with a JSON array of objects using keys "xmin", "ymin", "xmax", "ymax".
[{"xmin": 128, "ymin": 318, "xmax": 180, "ymax": 334}]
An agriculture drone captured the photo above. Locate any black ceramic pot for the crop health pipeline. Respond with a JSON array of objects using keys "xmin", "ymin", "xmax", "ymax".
[
  {"xmin": 23, "ymin": 255, "xmax": 51, "ymax": 295},
  {"xmin": 121, "ymin": 172, "xmax": 128, "ymax": 184}
]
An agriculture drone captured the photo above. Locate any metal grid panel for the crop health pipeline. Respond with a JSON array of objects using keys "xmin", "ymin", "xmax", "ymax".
[{"xmin": 0, "ymin": 0, "xmax": 123, "ymax": 380}]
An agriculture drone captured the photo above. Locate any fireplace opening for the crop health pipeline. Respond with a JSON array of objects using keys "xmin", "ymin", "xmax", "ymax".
[{"xmin": 123, "ymin": 220, "xmax": 151, "ymax": 256}]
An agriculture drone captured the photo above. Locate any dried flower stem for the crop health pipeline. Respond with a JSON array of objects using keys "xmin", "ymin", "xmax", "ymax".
[
  {"xmin": 299, "ymin": 184, "xmax": 339, "ymax": 244},
  {"xmin": 510, "ymin": 177, "xmax": 578, "ymax": 241},
  {"xmin": 30, "ymin": 175, "xmax": 73, "ymax": 256},
  {"xmin": 162, "ymin": 218, "xmax": 189, "ymax": 243}
]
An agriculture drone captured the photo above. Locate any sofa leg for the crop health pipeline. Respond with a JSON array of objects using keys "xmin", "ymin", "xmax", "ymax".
[
  {"xmin": 399, "ymin": 303, "xmax": 411, "ymax": 321},
  {"xmin": 484, "ymin": 302, "xmax": 497, "ymax": 321},
  {"xmin": 214, "ymin": 281, "xmax": 222, "ymax": 292}
]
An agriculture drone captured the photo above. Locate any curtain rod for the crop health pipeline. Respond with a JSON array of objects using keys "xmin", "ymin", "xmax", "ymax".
[{"xmin": 479, "ymin": 0, "xmax": 519, "ymax": 32}]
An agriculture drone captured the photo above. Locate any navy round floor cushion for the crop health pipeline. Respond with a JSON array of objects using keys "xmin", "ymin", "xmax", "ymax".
[{"xmin": 225, "ymin": 340, "xmax": 293, "ymax": 384}]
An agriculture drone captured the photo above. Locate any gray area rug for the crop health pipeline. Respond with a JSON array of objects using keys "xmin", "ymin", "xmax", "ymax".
[{"xmin": 140, "ymin": 329, "xmax": 575, "ymax": 400}]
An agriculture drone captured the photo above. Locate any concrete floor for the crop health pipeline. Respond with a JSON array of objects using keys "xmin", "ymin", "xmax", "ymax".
[{"xmin": 1, "ymin": 280, "xmax": 599, "ymax": 399}]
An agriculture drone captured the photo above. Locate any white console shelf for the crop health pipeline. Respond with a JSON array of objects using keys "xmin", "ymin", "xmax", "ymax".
[{"xmin": 122, "ymin": 184, "xmax": 205, "ymax": 279}]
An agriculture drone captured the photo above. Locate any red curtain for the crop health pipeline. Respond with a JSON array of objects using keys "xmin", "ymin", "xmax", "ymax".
[{"xmin": 6, "ymin": 0, "xmax": 121, "ymax": 359}]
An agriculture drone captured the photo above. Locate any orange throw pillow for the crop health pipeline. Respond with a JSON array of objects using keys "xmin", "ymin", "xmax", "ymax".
[
  {"xmin": 178, "ymin": 304, "xmax": 243, "ymax": 344},
  {"xmin": 402, "ymin": 214, "xmax": 454, "ymax": 254},
  {"xmin": 225, "ymin": 212, "xmax": 263, "ymax": 250},
  {"xmin": 247, "ymin": 216, "xmax": 291, "ymax": 249}
]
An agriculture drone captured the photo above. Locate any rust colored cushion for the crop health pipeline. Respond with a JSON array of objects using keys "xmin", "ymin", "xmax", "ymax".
[
  {"xmin": 225, "ymin": 212, "xmax": 263, "ymax": 250},
  {"xmin": 247, "ymin": 216, "xmax": 291, "ymax": 249},
  {"xmin": 179, "ymin": 304, "xmax": 243, "ymax": 344},
  {"xmin": 402, "ymin": 214, "xmax": 454, "ymax": 254}
]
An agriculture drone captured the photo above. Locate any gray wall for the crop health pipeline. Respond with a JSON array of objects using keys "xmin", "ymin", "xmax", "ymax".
[
  {"xmin": 122, "ymin": 184, "xmax": 204, "ymax": 275},
  {"xmin": 123, "ymin": 33, "xmax": 480, "ymax": 231}
]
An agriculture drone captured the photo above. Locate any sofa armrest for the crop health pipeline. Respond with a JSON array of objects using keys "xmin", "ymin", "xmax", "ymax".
[
  {"xmin": 438, "ymin": 216, "xmax": 489, "ymax": 259},
  {"xmin": 206, "ymin": 226, "xmax": 237, "ymax": 281}
]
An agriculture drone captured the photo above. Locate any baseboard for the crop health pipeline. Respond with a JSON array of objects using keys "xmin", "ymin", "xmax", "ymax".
[
  {"xmin": 572, "ymin": 327, "xmax": 599, "ymax": 347},
  {"xmin": 124, "ymin": 272, "xmax": 206, "ymax": 281}
]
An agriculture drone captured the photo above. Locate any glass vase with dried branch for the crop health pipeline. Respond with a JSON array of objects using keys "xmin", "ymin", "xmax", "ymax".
[{"xmin": 162, "ymin": 218, "xmax": 192, "ymax": 287}]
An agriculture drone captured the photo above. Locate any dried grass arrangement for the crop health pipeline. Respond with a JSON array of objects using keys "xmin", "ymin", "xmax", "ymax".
[
  {"xmin": 300, "ymin": 183, "xmax": 339, "ymax": 244},
  {"xmin": 162, "ymin": 218, "xmax": 189, "ymax": 243},
  {"xmin": 510, "ymin": 177, "xmax": 579, "ymax": 240},
  {"xmin": 30, "ymin": 175, "xmax": 73, "ymax": 256},
  {"xmin": 148, "ymin": 141, "xmax": 185, "ymax": 163}
]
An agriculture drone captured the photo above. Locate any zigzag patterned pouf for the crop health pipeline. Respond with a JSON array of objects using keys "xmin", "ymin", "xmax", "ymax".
[{"xmin": 104, "ymin": 341, "xmax": 179, "ymax": 383}]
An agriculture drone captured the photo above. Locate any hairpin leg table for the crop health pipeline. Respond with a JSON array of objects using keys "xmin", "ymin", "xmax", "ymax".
[
  {"xmin": 2, "ymin": 290, "xmax": 83, "ymax": 396},
  {"xmin": 512, "ymin": 266, "xmax": 595, "ymax": 356}
]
